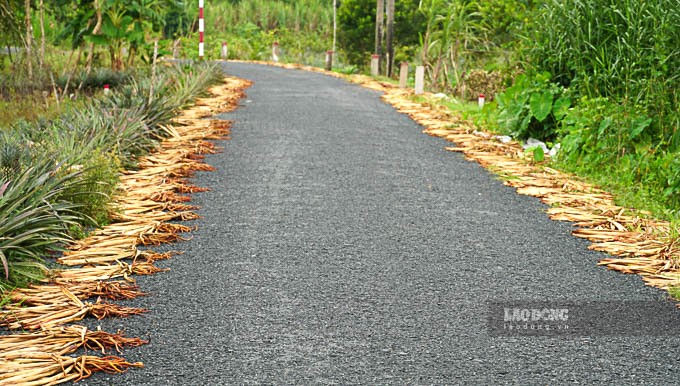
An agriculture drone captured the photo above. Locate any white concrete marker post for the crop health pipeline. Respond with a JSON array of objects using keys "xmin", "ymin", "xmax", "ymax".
[
  {"xmin": 198, "ymin": 0, "xmax": 204, "ymax": 59},
  {"xmin": 399, "ymin": 62, "xmax": 408, "ymax": 88},
  {"xmin": 104, "ymin": 84, "xmax": 110, "ymax": 94},
  {"xmin": 221, "ymin": 42, "xmax": 228, "ymax": 60},
  {"xmin": 415, "ymin": 65, "xmax": 424, "ymax": 95},
  {"xmin": 370, "ymin": 54, "xmax": 379, "ymax": 77},
  {"xmin": 272, "ymin": 42, "xmax": 279, "ymax": 63},
  {"xmin": 478, "ymin": 94, "xmax": 485, "ymax": 109}
]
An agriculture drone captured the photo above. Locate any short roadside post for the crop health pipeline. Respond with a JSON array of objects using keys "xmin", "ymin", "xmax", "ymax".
[
  {"xmin": 478, "ymin": 94, "xmax": 486, "ymax": 109},
  {"xmin": 221, "ymin": 42, "xmax": 228, "ymax": 60},
  {"xmin": 172, "ymin": 39, "xmax": 180, "ymax": 59},
  {"xmin": 415, "ymin": 65, "xmax": 424, "ymax": 95},
  {"xmin": 325, "ymin": 50, "xmax": 333, "ymax": 71},
  {"xmin": 272, "ymin": 42, "xmax": 279, "ymax": 62},
  {"xmin": 370, "ymin": 54, "xmax": 379, "ymax": 77},
  {"xmin": 399, "ymin": 62, "xmax": 408, "ymax": 88}
]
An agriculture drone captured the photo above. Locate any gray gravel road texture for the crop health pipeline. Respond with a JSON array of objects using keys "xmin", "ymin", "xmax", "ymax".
[{"xmin": 82, "ymin": 63, "xmax": 680, "ymax": 385}]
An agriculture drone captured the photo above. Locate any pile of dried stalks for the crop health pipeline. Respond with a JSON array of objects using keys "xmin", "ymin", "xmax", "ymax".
[
  {"xmin": 246, "ymin": 59, "xmax": 680, "ymax": 301},
  {"xmin": 0, "ymin": 76, "xmax": 250, "ymax": 384}
]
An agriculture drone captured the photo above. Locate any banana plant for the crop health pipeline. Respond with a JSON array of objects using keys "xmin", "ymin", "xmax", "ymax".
[
  {"xmin": 84, "ymin": 1, "xmax": 143, "ymax": 70},
  {"xmin": 123, "ymin": 0, "xmax": 167, "ymax": 66}
]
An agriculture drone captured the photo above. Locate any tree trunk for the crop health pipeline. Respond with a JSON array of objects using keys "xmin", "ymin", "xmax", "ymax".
[
  {"xmin": 385, "ymin": 0, "xmax": 394, "ymax": 77},
  {"xmin": 109, "ymin": 46, "xmax": 116, "ymax": 70},
  {"xmin": 127, "ymin": 45, "xmax": 136, "ymax": 68},
  {"xmin": 24, "ymin": 0, "xmax": 32, "ymax": 80},
  {"xmin": 85, "ymin": 0, "xmax": 103, "ymax": 74},
  {"xmin": 374, "ymin": 0, "xmax": 384, "ymax": 74},
  {"xmin": 332, "ymin": 0, "xmax": 337, "ymax": 53},
  {"xmin": 39, "ymin": 0, "xmax": 44, "ymax": 69}
]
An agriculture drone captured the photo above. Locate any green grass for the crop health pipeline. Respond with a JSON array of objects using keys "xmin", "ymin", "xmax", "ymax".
[{"xmin": 0, "ymin": 95, "xmax": 71, "ymax": 127}]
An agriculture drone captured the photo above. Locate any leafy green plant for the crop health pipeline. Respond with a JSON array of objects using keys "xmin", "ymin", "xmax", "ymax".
[
  {"xmin": 525, "ymin": 146, "xmax": 545, "ymax": 163},
  {"xmin": 549, "ymin": 97, "xmax": 680, "ymax": 217},
  {"xmin": 558, "ymin": 98, "xmax": 652, "ymax": 161},
  {"xmin": 669, "ymin": 286, "xmax": 680, "ymax": 301},
  {"xmin": 495, "ymin": 72, "xmax": 570, "ymax": 140},
  {"xmin": 41, "ymin": 125, "xmax": 121, "ymax": 225}
]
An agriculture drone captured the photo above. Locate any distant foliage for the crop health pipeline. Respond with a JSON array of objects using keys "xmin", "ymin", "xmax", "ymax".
[
  {"xmin": 210, "ymin": 0, "xmax": 331, "ymax": 34},
  {"xmin": 196, "ymin": 0, "xmax": 336, "ymax": 65},
  {"xmin": 337, "ymin": 0, "xmax": 425, "ymax": 66}
]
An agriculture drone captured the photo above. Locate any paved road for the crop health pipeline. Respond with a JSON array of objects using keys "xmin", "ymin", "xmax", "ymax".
[{"xmin": 84, "ymin": 63, "xmax": 680, "ymax": 385}]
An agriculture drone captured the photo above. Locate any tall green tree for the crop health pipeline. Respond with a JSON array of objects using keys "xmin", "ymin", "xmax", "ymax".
[{"xmin": 337, "ymin": 0, "xmax": 424, "ymax": 66}]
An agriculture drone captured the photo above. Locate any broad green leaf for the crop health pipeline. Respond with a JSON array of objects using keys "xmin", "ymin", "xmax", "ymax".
[
  {"xmin": 101, "ymin": 21, "xmax": 125, "ymax": 39},
  {"xmin": 598, "ymin": 117, "xmax": 613, "ymax": 136},
  {"xmin": 84, "ymin": 34, "xmax": 110, "ymax": 45},
  {"xmin": 630, "ymin": 117, "xmax": 652, "ymax": 139},
  {"xmin": 552, "ymin": 96, "xmax": 571, "ymax": 120},
  {"xmin": 533, "ymin": 146, "xmax": 545, "ymax": 162},
  {"xmin": 516, "ymin": 112, "xmax": 532, "ymax": 137},
  {"xmin": 529, "ymin": 91, "xmax": 553, "ymax": 122}
]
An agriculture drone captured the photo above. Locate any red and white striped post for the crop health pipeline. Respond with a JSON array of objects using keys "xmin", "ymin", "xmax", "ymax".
[{"xmin": 198, "ymin": 0, "xmax": 205, "ymax": 59}]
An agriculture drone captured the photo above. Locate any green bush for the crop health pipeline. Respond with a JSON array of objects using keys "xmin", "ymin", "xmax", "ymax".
[
  {"xmin": 558, "ymin": 97, "xmax": 652, "ymax": 164},
  {"xmin": 551, "ymin": 97, "xmax": 680, "ymax": 216},
  {"xmin": 194, "ymin": 0, "xmax": 339, "ymax": 65},
  {"xmin": 495, "ymin": 72, "xmax": 571, "ymax": 140}
]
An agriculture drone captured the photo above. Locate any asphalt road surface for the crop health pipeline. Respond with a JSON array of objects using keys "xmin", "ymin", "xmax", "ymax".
[{"xmin": 83, "ymin": 62, "xmax": 680, "ymax": 385}]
